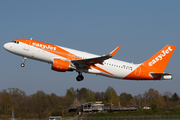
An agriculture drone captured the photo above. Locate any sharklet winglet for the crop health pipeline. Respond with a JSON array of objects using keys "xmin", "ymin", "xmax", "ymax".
[{"xmin": 110, "ymin": 46, "xmax": 120, "ymax": 56}]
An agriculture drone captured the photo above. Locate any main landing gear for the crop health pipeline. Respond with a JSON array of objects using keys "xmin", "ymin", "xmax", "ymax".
[
  {"xmin": 76, "ymin": 72, "xmax": 84, "ymax": 81},
  {"xmin": 21, "ymin": 57, "xmax": 27, "ymax": 67}
]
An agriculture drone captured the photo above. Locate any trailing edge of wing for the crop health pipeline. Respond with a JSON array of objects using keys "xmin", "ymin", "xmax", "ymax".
[
  {"xmin": 72, "ymin": 55, "xmax": 111, "ymax": 65},
  {"xmin": 72, "ymin": 46, "xmax": 121, "ymax": 66}
]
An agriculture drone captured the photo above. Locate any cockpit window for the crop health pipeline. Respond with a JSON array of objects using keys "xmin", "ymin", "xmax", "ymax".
[{"xmin": 11, "ymin": 41, "xmax": 19, "ymax": 44}]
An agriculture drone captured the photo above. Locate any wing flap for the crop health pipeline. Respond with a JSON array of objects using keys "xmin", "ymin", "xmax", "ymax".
[
  {"xmin": 72, "ymin": 54, "xmax": 111, "ymax": 65},
  {"xmin": 71, "ymin": 46, "xmax": 120, "ymax": 67}
]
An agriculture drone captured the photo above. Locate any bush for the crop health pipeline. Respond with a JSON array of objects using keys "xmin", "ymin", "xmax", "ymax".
[
  {"xmin": 108, "ymin": 109, "xmax": 114, "ymax": 113},
  {"xmin": 151, "ymin": 103, "xmax": 157, "ymax": 111}
]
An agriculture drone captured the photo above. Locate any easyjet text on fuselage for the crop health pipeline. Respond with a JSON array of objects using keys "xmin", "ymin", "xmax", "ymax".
[
  {"xmin": 32, "ymin": 42, "xmax": 56, "ymax": 51},
  {"xmin": 148, "ymin": 47, "xmax": 173, "ymax": 66}
]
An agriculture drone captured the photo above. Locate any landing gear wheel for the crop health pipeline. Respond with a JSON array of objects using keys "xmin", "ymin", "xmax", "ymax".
[
  {"xmin": 21, "ymin": 57, "xmax": 27, "ymax": 67},
  {"xmin": 76, "ymin": 75, "xmax": 84, "ymax": 81},
  {"xmin": 21, "ymin": 63, "xmax": 25, "ymax": 67}
]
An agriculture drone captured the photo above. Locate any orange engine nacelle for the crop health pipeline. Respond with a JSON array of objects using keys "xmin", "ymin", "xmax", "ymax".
[{"xmin": 51, "ymin": 58, "xmax": 75, "ymax": 72}]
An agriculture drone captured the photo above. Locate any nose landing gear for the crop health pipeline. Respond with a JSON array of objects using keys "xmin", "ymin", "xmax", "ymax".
[{"xmin": 21, "ymin": 57, "xmax": 27, "ymax": 67}]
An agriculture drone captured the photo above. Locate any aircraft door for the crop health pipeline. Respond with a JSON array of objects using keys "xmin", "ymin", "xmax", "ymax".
[
  {"xmin": 24, "ymin": 40, "xmax": 31, "ymax": 51},
  {"xmin": 134, "ymin": 67, "xmax": 141, "ymax": 77}
]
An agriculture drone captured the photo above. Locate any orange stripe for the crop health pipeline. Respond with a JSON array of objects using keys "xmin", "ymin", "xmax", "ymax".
[
  {"xmin": 16, "ymin": 39, "xmax": 81, "ymax": 60},
  {"xmin": 92, "ymin": 65, "xmax": 115, "ymax": 76},
  {"xmin": 83, "ymin": 61, "xmax": 115, "ymax": 76},
  {"xmin": 16, "ymin": 39, "xmax": 115, "ymax": 76}
]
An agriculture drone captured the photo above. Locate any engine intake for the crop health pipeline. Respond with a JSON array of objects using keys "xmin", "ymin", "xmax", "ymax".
[{"xmin": 52, "ymin": 58, "xmax": 76, "ymax": 72}]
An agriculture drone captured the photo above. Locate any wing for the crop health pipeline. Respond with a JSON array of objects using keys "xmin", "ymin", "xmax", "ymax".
[{"xmin": 71, "ymin": 46, "xmax": 120, "ymax": 68}]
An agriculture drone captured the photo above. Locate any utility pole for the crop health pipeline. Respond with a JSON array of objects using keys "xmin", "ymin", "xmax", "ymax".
[{"xmin": 12, "ymin": 109, "xmax": 15, "ymax": 120}]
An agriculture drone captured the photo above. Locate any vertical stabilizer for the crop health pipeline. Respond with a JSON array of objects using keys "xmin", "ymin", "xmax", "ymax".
[{"xmin": 142, "ymin": 45, "xmax": 176, "ymax": 72}]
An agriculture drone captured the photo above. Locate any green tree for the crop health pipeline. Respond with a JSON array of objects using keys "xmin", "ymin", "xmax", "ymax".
[
  {"xmin": 104, "ymin": 86, "xmax": 116, "ymax": 103},
  {"xmin": 109, "ymin": 92, "xmax": 119, "ymax": 106},
  {"xmin": 0, "ymin": 90, "xmax": 13, "ymax": 115},
  {"xmin": 66, "ymin": 87, "xmax": 76, "ymax": 97},
  {"xmin": 48, "ymin": 93, "xmax": 63, "ymax": 116},
  {"xmin": 31, "ymin": 91, "xmax": 51, "ymax": 118},
  {"xmin": 94, "ymin": 92, "xmax": 104, "ymax": 101},
  {"xmin": 77, "ymin": 88, "xmax": 87, "ymax": 102},
  {"xmin": 85, "ymin": 89, "xmax": 95, "ymax": 102},
  {"xmin": 151, "ymin": 103, "xmax": 157, "ymax": 111},
  {"xmin": 49, "ymin": 93, "xmax": 61, "ymax": 108},
  {"xmin": 119, "ymin": 92, "xmax": 133, "ymax": 107},
  {"xmin": 7, "ymin": 88, "xmax": 26, "ymax": 97},
  {"xmin": 65, "ymin": 87, "xmax": 77, "ymax": 107},
  {"xmin": 171, "ymin": 93, "xmax": 179, "ymax": 102},
  {"xmin": 6, "ymin": 88, "xmax": 28, "ymax": 118},
  {"xmin": 143, "ymin": 88, "xmax": 165, "ymax": 108},
  {"xmin": 163, "ymin": 91, "xmax": 172, "ymax": 108}
]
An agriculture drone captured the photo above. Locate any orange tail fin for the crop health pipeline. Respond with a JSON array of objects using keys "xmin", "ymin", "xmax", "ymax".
[{"xmin": 143, "ymin": 45, "xmax": 176, "ymax": 72}]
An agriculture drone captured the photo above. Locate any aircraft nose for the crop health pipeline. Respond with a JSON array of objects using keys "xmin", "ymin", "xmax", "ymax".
[
  {"xmin": 3, "ymin": 43, "xmax": 8, "ymax": 50},
  {"xmin": 3, "ymin": 43, "xmax": 11, "ymax": 51}
]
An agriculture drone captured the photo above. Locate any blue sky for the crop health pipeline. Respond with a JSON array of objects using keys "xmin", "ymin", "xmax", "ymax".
[{"xmin": 0, "ymin": 1, "xmax": 180, "ymax": 96}]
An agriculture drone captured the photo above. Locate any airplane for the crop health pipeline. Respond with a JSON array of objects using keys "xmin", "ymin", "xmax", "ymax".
[{"xmin": 3, "ymin": 38, "xmax": 176, "ymax": 81}]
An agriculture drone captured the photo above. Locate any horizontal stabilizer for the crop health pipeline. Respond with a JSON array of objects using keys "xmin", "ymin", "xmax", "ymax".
[{"xmin": 150, "ymin": 73, "xmax": 172, "ymax": 80}]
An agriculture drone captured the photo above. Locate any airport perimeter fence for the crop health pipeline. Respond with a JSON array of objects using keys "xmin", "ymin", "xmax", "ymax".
[
  {"xmin": 1, "ymin": 116, "xmax": 180, "ymax": 120},
  {"xmin": 0, "ymin": 119, "xmax": 49, "ymax": 120},
  {"xmin": 67, "ymin": 115, "xmax": 180, "ymax": 120}
]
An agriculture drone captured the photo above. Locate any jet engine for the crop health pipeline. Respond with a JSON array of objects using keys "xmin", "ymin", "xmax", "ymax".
[{"xmin": 51, "ymin": 58, "xmax": 76, "ymax": 72}]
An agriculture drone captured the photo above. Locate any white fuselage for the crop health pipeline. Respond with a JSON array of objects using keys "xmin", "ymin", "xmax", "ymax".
[{"xmin": 4, "ymin": 41, "xmax": 139, "ymax": 79}]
